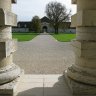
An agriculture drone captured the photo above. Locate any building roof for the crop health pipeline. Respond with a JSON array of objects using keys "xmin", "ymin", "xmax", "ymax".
[
  {"xmin": 41, "ymin": 16, "xmax": 50, "ymax": 23},
  {"xmin": 17, "ymin": 22, "xmax": 31, "ymax": 28}
]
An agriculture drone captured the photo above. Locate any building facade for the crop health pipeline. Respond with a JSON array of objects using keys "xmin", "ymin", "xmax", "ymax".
[{"xmin": 12, "ymin": 16, "xmax": 76, "ymax": 33}]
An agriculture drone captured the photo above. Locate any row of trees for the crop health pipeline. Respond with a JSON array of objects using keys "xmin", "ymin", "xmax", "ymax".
[{"xmin": 31, "ymin": 1, "xmax": 71, "ymax": 34}]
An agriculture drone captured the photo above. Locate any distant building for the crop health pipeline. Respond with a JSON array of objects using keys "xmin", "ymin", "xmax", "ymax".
[
  {"xmin": 12, "ymin": 16, "xmax": 76, "ymax": 33},
  {"xmin": 12, "ymin": 22, "xmax": 31, "ymax": 32}
]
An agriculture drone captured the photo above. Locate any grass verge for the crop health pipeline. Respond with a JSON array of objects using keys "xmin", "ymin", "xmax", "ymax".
[
  {"xmin": 52, "ymin": 34, "xmax": 76, "ymax": 42},
  {"xmin": 12, "ymin": 33, "xmax": 38, "ymax": 42}
]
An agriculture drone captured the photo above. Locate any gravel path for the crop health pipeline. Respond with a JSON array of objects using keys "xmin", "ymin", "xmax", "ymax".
[{"xmin": 14, "ymin": 34, "xmax": 75, "ymax": 74}]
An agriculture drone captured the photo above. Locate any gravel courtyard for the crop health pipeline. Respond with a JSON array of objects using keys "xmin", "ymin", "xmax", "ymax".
[{"xmin": 14, "ymin": 34, "xmax": 75, "ymax": 74}]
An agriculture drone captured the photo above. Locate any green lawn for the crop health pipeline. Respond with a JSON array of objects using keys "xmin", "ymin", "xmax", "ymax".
[
  {"xmin": 12, "ymin": 33, "xmax": 38, "ymax": 41},
  {"xmin": 52, "ymin": 34, "xmax": 76, "ymax": 42}
]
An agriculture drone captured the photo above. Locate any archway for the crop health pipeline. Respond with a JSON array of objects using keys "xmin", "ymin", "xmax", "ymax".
[
  {"xmin": 0, "ymin": 0, "xmax": 96, "ymax": 96},
  {"xmin": 42, "ymin": 26, "xmax": 48, "ymax": 33}
]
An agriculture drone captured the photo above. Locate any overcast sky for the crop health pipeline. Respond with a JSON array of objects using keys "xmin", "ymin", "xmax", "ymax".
[{"xmin": 12, "ymin": 0, "xmax": 76, "ymax": 21}]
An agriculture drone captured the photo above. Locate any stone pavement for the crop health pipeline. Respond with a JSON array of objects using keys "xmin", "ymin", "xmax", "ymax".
[
  {"xmin": 17, "ymin": 75, "xmax": 72, "ymax": 96},
  {"xmin": 14, "ymin": 34, "xmax": 75, "ymax": 74}
]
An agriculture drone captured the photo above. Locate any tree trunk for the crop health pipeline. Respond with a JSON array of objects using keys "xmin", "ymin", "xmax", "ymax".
[{"xmin": 54, "ymin": 27, "xmax": 59, "ymax": 34}]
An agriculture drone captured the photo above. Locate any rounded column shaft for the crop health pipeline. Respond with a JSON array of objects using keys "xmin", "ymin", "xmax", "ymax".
[
  {"xmin": 0, "ymin": 0, "xmax": 12, "ymax": 68},
  {"xmin": 0, "ymin": 0, "xmax": 21, "ymax": 85},
  {"xmin": 66, "ymin": 0, "xmax": 96, "ymax": 86}
]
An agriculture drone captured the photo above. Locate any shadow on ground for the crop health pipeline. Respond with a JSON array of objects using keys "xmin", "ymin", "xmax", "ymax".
[{"xmin": 17, "ymin": 75, "xmax": 72, "ymax": 96}]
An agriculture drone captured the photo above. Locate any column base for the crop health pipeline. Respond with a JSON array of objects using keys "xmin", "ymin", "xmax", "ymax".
[
  {"xmin": 0, "ymin": 64, "xmax": 21, "ymax": 85},
  {"xmin": 0, "ymin": 70, "xmax": 24, "ymax": 96},
  {"xmin": 64, "ymin": 71, "xmax": 96, "ymax": 96},
  {"xmin": 0, "ymin": 76, "xmax": 20, "ymax": 96}
]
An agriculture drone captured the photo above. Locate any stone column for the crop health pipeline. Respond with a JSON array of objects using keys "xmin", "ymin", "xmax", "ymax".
[
  {"xmin": 0, "ymin": 0, "xmax": 21, "ymax": 95},
  {"xmin": 65, "ymin": 0, "xmax": 96, "ymax": 95}
]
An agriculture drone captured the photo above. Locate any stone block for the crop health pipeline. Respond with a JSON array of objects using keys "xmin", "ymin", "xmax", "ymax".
[
  {"xmin": 0, "ymin": 39, "xmax": 17, "ymax": 58},
  {"xmin": 76, "ymin": 32, "xmax": 96, "ymax": 41},
  {"xmin": 77, "ymin": 0, "xmax": 96, "ymax": 11},
  {"xmin": 65, "ymin": 71, "xmax": 96, "ymax": 96},
  {"xmin": 0, "ymin": 76, "xmax": 20, "ymax": 96},
  {"xmin": 74, "ymin": 47, "xmax": 96, "ymax": 58},
  {"xmin": 71, "ymin": 40, "xmax": 96, "ymax": 58},
  {"xmin": 76, "ymin": 27, "xmax": 96, "ymax": 40},
  {"xmin": 77, "ymin": 27, "xmax": 96, "ymax": 34},
  {"xmin": 71, "ymin": 40, "xmax": 96, "ymax": 50},
  {"xmin": 71, "ymin": 14, "xmax": 77, "ymax": 27},
  {"xmin": 12, "ymin": 0, "xmax": 17, "ymax": 3},
  {"xmin": 78, "ymin": 10, "xmax": 96, "ymax": 26},
  {"xmin": 71, "ymin": 10, "xmax": 96, "ymax": 27},
  {"xmin": 0, "ymin": 9, "xmax": 17, "ymax": 26},
  {"xmin": 72, "ymin": 0, "xmax": 77, "ymax": 4},
  {"xmin": 75, "ymin": 57, "xmax": 96, "ymax": 69}
]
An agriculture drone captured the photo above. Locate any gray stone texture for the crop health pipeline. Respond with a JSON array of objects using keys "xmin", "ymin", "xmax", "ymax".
[
  {"xmin": 14, "ymin": 34, "xmax": 75, "ymax": 74},
  {"xmin": 0, "ymin": 0, "xmax": 21, "ymax": 95},
  {"xmin": 65, "ymin": 0, "xmax": 96, "ymax": 95}
]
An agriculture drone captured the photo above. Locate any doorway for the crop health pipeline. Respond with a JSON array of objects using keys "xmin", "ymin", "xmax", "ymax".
[{"xmin": 42, "ymin": 26, "xmax": 48, "ymax": 33}]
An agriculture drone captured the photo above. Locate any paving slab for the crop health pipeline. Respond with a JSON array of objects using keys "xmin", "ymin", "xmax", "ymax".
[
  {"xmin": 17, "ymin": 75, "xmax": 44, "ymax": 96},
  {"xmin": 16, "ymin": 75, "xmax": 72, "ymax": 96}
]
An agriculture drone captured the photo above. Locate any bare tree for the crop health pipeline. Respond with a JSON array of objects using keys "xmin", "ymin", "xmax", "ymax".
[
  {"xmin": 46, "ymin": 1, "xmax": 71, "ymax": 34},
  {"xmin": 31, "ymin": 16, "xmax": 41, "ymax": 33}
]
